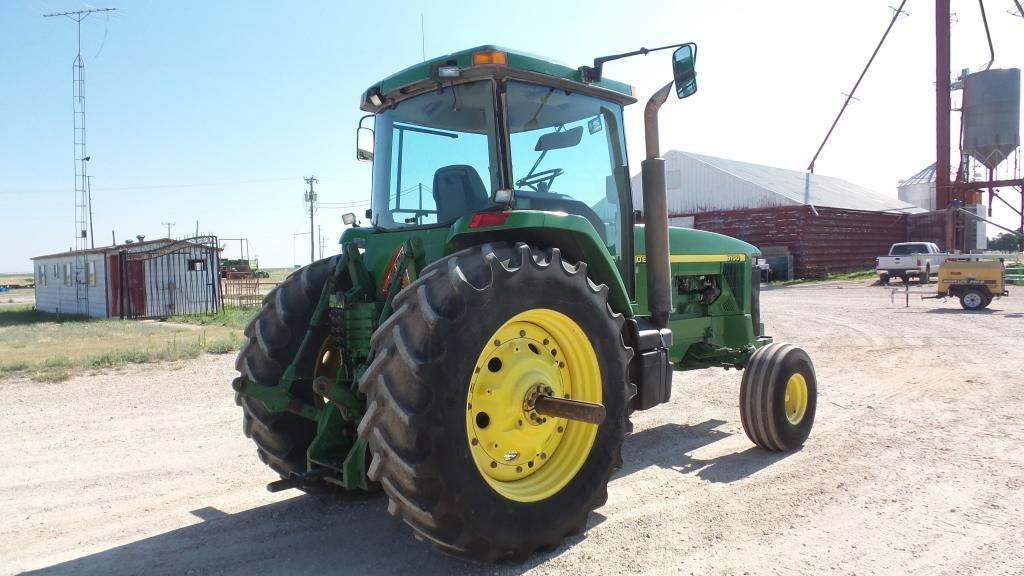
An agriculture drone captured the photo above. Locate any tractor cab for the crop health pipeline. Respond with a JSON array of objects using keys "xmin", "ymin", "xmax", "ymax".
[{"xmin": 357, "ymin": 46, "xmax": 638, "ymax": 275}]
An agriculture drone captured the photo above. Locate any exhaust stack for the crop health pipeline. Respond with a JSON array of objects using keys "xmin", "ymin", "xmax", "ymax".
[{"xmin": 641, "ymin": 82, "xmax": 674, "ymax": 328}]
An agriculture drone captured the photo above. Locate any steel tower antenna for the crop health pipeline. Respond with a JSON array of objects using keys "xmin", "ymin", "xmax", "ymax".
[{"xmin": 45, "ymin": 7, "xmax": 116, "ymax": 314}]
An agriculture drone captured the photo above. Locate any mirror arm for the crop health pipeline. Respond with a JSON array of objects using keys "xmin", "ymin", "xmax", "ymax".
[
  {"xmin": 644, "ymin": 81, "xmax": 674, "ymax": 160},
  {"xmin": 580, "ymin": 43, "xmax": 688, "ymax": 83}
]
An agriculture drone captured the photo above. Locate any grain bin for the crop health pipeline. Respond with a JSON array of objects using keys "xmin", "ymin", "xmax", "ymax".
[{"xmin": 963, "ymin": 68, "xmax": 1020, "ymax": 170}]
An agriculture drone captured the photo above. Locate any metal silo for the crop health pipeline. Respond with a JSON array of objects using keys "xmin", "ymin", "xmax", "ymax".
[{"xmin": 963, "ymin": 68, "xmax": 1020, "ymax": 170}]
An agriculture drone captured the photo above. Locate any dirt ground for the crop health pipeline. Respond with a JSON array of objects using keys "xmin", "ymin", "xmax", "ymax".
[{"xmin": 2, "ymin": 281, "xmax": 1022, "ymax": 576}]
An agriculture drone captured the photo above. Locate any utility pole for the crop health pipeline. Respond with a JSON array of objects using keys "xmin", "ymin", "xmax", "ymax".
[
  {"xmin": 304, "ymin": 175, "xmax": 318, "ymax": 264},
  {"xmin": 318, "ymin": 224, "xmax": 324, "ymax": 260},
  {"xmin": 162, "ymin": 221, "xmax": 176, "ymax": 238},
  {"xmin": 935, "ymin": 0, "xmax": 953, "ymax": 251}
]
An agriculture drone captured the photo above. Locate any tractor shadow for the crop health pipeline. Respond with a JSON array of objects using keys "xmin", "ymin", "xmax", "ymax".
[
  {"xmin": 21, "ymin": 490, "xmax": 567, "ymax": 576},
  {"xmin": 619, "ymin": 420, "xmax": 795, "ymax": 484},
  {"xmin": 25, "ymin": 423, "xmax": 788, "ymax": 576}
]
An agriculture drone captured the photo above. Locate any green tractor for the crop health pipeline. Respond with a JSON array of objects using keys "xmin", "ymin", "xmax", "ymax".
[{"xmin": 232, "ymin": 44, "xmax": 817, "ymax": 561}]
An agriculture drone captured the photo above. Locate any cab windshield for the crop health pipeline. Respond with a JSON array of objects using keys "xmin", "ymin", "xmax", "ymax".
[
  {"xmin": 371, "ymin": 80, "xmax": 500, "ymax": 229},
  {"xmin": 506, "ymin": 81, "xmax": 630, "ymax": 259},
  {"xmin": 368, "ymin": 77, "xmax": 632, "ymax": 261}
]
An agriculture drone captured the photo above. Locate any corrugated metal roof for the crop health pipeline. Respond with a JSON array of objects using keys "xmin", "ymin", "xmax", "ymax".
[
  {"xmin": 631, "ymin": 150, "xmax": 925, "ymax": 215},
  {"xmin": 31, "ymin": 238, "xmax": 218, "ymax": 260}
]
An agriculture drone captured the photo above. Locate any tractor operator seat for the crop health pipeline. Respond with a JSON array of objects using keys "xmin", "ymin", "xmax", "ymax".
[
  {"xmin": 431, "ymin": 164, "xmax": 607, "ymax": 242},
  {"xmin": 433, "ymin": 165, "xmax": 490, "ymax": 224}
]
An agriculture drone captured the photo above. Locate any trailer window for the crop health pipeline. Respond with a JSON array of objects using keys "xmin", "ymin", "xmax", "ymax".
[
  {"xmin": 87, "ymin": 261, "xmax": 96, "ymax": 287},
  {"xmin": 38, "ymin": 265, "xmax": 46, "ymax": 287},
  {"xmin": 188, "ymin": 259, "xmax": 206, "ymax": 272},
  {"xmin": 64, "ymin": 263, "xmax": 72, "ymax": 286}
]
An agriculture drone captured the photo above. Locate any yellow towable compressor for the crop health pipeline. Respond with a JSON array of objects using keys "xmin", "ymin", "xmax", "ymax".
[{"xmin": 934, "ymin": 257, "xmax": 1009, "ymax": 310}]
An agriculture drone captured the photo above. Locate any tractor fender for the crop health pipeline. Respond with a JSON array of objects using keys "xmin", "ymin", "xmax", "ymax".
[{"xmin": 446, "ymin": 210, "xmax": 633, "ymax": 316}]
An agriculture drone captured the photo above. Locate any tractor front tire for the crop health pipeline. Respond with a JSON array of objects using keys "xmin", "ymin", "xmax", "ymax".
[
  {"xmin": 234, "ymin": 256, "xmax": 338, "ymax": 478},
  {"xmin": 358, "ymin": 243, "xmax": 632, "ymax": 562},
  {"xmin": 739, "ymin": 343, "xmax": 817, "ymax": 452}
]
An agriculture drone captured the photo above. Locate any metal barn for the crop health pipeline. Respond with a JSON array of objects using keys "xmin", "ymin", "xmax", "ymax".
[
  {"xmin": 32, "ymin": 237, "xmax": 221, "ymax": 318},
  {"xmin": 631, "ymin": 151, "xmax": 925, "ymax": 278}
]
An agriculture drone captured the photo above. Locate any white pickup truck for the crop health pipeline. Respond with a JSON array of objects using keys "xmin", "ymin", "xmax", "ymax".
[{"xmin": 876, "ymin": 242, "xmax": 947, "ymax": 284}]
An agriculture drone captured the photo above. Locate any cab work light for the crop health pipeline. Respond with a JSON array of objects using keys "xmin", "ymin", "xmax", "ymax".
[
  {"xmin": 437, "ymin": 65, "xmax": 461, "ymax": 78},
  {"xmin": 472, "ymin": 50, "xmax": 507, "ymax": 66}
]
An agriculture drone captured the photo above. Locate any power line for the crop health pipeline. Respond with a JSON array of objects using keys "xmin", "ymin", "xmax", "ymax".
[{"xmin": 0, "ymin": 176, "xmax": 302, "ymax": 195}]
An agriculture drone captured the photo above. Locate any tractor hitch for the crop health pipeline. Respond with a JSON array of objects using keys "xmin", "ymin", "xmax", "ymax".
[{"xmin": 266, "ymin": 467, "xmax": 332, "ymax": 493}]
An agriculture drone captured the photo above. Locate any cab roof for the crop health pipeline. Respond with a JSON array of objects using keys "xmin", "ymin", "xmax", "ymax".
[{"xmin": 362, "ymin": 45, "xmax": 635, "ymax": 111}]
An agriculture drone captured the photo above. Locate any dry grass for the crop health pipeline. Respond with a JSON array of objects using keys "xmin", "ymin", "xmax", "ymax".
[{"xmin": 0, "ymin": 304, "xmax": 249, "ymax": 382}]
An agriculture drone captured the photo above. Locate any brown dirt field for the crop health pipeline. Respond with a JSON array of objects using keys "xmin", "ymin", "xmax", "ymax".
[{"xmin": 1, "ymin": 281, "xmax": 1022, "ymax": 575}]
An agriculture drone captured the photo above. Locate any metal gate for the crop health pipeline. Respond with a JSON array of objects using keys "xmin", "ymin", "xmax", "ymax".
[{"xmin": 113, "ymin": 236, "xmax": 221, "ymax": 319}]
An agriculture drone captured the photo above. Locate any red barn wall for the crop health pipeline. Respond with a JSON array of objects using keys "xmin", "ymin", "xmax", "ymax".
[
  {"xmin": 797, "ymin": 207, "xmax": 907, "ymax": 277},
  {"xmin": 684, "ymin": 206, "xmax": 909, "ymax": 278},
  {"xmin": 690, "ymin": 206, "xmax": 804, "ymax": 248}
]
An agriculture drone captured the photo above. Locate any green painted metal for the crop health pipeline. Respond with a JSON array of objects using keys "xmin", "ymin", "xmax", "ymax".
[
  {"xmin": 308, "ymin": 403, "xmax": 354, "ymax": 477},
  {"xmin": 378, "ymin": 238, "xmax": 425, "ymax": 325},
  {"xmin": 633, "ymin": 225, "xmax": 768, "ymax": 368},
  {"xmin": 365, "ymin": 45, "xmax": 634, "ymax": 107},
  {"xmin": 344, "ymin": 302, "xmax": 381, "ymax": 360},
  {"xmin": 341, "ymin": 437, "xmax": 370, "ymax": 490},
  {"xmin": 232, "ymin": 376, "xmax": 320, "ymax": 422}
]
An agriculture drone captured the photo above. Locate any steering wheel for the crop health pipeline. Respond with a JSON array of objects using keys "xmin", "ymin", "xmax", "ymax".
[{"xmin": 515, "ymin": 168, "xmax": 564, "ymax": 193}]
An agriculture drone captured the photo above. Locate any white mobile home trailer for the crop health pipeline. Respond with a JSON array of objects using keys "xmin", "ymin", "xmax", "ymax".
[{"xmin": 32, "ymin": 237, "xmax": 221, "ymax": 318}]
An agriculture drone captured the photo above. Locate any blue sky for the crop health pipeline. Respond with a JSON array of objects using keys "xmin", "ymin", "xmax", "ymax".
[{"xmin": 2, "ymin": 1, "xmax": 1022, "ymax": 272}]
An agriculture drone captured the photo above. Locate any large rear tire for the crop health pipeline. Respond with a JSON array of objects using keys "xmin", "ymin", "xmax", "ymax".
[
  {"xmin": 358, "ymin": 243, "xmax": 632, "ymax": 562},
  {"xmin": 739, "ymin": 343, "xmax": 817, "ymax": 451},
  {"xmin": 234, "ymin": 257, "xmax": 339, "ymax": 477}
]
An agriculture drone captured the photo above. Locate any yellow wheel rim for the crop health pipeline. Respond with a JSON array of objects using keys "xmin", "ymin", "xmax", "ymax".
[
  {"xmin": 313, "ymin": 337, "xmax": 340, "ymax": 408},
  {"xmin": 466, "ymin": 309, "xmax": 601, "ymax": 503},
  {"xmin": 784, "ymin": 373, "xmax": 808, "ymax": 425}
]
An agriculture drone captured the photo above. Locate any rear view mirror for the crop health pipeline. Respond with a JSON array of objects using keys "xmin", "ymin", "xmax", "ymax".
[
  {"xmin": 356, "ymin": 114, "xmax": 374, "ymax": 162},
  {"xmin": 672, "ymin": 44, "xmax": 697, "ymax": 99},
  {"xmin": 356, "ymin": 127, "xmax": 374, "ymax": 162},
  {"xmin": 534, "ymin": 126, "xmax": 584, "ymax": 152}
]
